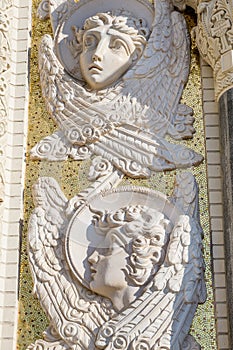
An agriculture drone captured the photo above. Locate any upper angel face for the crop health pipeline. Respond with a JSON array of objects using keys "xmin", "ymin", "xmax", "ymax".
[{"xmin": 79, "ymin": 25, "xmax": 137, "ymax": 90}]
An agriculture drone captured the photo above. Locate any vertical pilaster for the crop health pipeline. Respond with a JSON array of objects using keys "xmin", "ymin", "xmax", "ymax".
[{"xmin": 219, "ymin": 90, "xmax": 233, "ymax": 348}]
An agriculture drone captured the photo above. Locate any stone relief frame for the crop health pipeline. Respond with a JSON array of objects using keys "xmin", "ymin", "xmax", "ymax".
[
  {"xmin": 20, "ymin": 0, "xmax": 222, "ymax": 348},
  {"xmin": 0, "ymin": 3, "xmax": 233, "ymax": 348}
]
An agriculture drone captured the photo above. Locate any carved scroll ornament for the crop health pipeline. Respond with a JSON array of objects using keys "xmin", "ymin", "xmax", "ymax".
[
  {"xmin": 193, "ymin": 0, "xmax": 233, "ymax": 101},
  {"xmin": 31, "ymin": 0, "xmax": 203, "ymax": 177},
  {"xmin": 27, "ymin": 171, "xmax": 206, "ymax": 350}
]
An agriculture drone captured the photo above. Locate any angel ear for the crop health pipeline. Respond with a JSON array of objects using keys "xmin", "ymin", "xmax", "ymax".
[{"xmin": 132, "ymin": 47, "xmax": 143, "ymax": 62}]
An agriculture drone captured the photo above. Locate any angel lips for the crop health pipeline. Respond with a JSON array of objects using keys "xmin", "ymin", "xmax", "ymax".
[{"xmin": 88, "ymin": 63, "xmax": 103, "ymax": 73}]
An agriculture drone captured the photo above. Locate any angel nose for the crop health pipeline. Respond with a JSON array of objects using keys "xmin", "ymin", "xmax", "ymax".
[
  {"xmin": 92, "ymin": 39, "xmax": 106, "ymax": 62},
  {"xmin": 88, "ymin": 250, "xmax": 99, "ymax": 264},
  {"xmin": 92, "ymin": 52, "xmax": 103, "ymax": 62}
]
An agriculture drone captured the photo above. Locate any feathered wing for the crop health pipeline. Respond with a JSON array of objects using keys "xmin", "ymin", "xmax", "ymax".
[
  {"xmin": 33, "ymin": 0, "xmax": 203, "ymax": 174},
  {"xmin": 27, "ymin": 177, "xmax": 114, "ymax": 350},
  {"xmin": 37, "ymin": 0, "xmax": 194, "ymax": 143},
  {"xmin": 123, "ymin": 0, "xmax": 194, "ymax": 140},
  {"xmin": 36, "ymin": 33, "xmax": 153, "ymax": 148},
  {"xmin": 90, "ymin": 126, "xmax": 203, "ymax": 178},
  {"xmin": 37, "ymin": 34, "xmax": 119, "ymax": 147},
  {"xmin": 170, "ymin": 172, "xmax": 207, "ymax": 306},
  {"xmin": 95, "ymin": 173, "xmax": 206, "ymax": 350}
]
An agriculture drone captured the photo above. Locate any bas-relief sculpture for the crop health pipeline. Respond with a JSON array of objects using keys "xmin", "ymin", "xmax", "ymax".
[
  {"xmin": 31, "ymin": 0, "xmax": 204, "ymax": 177},
  {"xmin": 27, "ymin": 0, "xmax": 208, "ymax": 349},
  {"xmin": 27, "ymin": 170, "xmax": 205, "ymax": 350}
]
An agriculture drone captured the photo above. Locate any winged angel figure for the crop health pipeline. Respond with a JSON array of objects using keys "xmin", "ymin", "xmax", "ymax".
[
  {"xmin": 27, "ymin": 171, "xmax": 206, "ymax": 350},
  {"xmin": 31, "ymin": 0, "xmax": 203, "ymax": 178}
]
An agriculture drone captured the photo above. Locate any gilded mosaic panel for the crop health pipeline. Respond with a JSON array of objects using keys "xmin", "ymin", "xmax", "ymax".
[{"xmin": 17, "ymin": 1, "xmax": 217, "ymax": 349}]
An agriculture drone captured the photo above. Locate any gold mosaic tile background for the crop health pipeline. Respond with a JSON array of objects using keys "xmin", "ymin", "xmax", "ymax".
[{"xmin": 17, "ymin": 1, "xmax": 217, "ymax": 349}]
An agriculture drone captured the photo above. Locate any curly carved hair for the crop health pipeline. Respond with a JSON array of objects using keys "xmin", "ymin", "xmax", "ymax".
[
  {"xmin": 91, "ymin": 205, "xmax": 172, "ymax": 286},
  {"xmin": 73, "ymin": 11, "xmax": 150, "ymax": 56}
]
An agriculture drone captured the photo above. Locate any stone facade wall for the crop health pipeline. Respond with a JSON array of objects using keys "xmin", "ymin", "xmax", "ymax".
[
  {"xmin": 0, "ymin": 0, "xmax": 31, "ymax": 348},
  {"xmin": 201, "ymin": 58, "xmax": 230, "ymax": 349},
  {"xmin": 0, "ymin": 1, "xmax": 231, "ymax": 349}
]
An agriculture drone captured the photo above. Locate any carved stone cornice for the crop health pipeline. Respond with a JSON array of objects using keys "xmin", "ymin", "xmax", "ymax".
[{"xmin": 193, "ymin": 0, "xmax": 233, "ymax": 101}]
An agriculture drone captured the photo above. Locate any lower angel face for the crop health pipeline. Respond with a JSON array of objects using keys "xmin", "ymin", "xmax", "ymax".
[
  {"xmin": 79, "ymin": 25, "xmax": 136, "ymax": 90},
  {"xmin": 88, "ymin": 237, "xmax": 128, "ymax": 305}
]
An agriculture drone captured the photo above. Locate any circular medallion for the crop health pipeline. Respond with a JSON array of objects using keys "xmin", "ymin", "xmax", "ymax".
[
  {"xmin": 54, "ymin": 0, "xmax": 154, "ymax": 79},
  {"xmin": 65, "ymin": 186, "xmax": 182, "ymax": 289}
]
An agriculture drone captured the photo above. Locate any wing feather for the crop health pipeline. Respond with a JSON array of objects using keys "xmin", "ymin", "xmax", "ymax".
[
  {"xmin": 90, "ymin": 126, "xmax": 203, "ymax": 178},
  {"xmin": 39, "ymin": 35, "xmax": 116, "ymax": 146},
  {"xmin": 96, "ymin": 212, "xmax": 205, "ymax": 350},
  {"xmin": 123, "ymin": 0, "xmax": 194, "ymax": 140},
  {"xmin": 28, "ymin": 177, "xmax": 112, "ymax": 349}
]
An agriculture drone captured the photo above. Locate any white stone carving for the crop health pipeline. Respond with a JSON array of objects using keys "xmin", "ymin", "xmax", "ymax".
[
  {"xmin": 193, "ymin": 0, "xmax": 233, "ymax": 100},
  {"xmin": 31, "ymin": 0, "xmax": 203, "ymax": 177},
  {"xmin": 28, "ymin": 1, "xmax": 209, "ymax": 348},
  {"xmin": 27, "ymin": 171, "xmax": 205, "ymax": 349}
]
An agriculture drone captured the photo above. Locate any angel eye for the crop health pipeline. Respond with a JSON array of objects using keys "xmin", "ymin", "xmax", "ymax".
[
  {"xmin": 110, "ymin": 39, "xmax": 129, "ymax": 55},
  {"xmin": 83, "ymin": 34, "xmax": 97, "ymax": 49}
]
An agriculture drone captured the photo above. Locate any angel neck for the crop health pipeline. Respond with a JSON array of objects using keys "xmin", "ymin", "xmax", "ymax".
[{"xmin": 110, "ymin": 285, "xmax": 143, "ymax": 312}]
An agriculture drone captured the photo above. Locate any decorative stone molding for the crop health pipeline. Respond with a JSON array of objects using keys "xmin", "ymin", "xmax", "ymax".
[
  {"xmin": 193, "ymin": 0, "xmax": 233, "ymax": 101},
  {"xmin": 27, "ymin": 171, "xmax": 205, "ymax": 350}
]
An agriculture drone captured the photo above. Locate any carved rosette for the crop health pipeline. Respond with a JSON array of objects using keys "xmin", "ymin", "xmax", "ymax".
[
  {"xmin": 37, "ymin": 0, "xmax": 50, "ymax": 20},
  {"xmin": 194, "ymin": 0, "xmax": 233, "ymax": 101}
]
